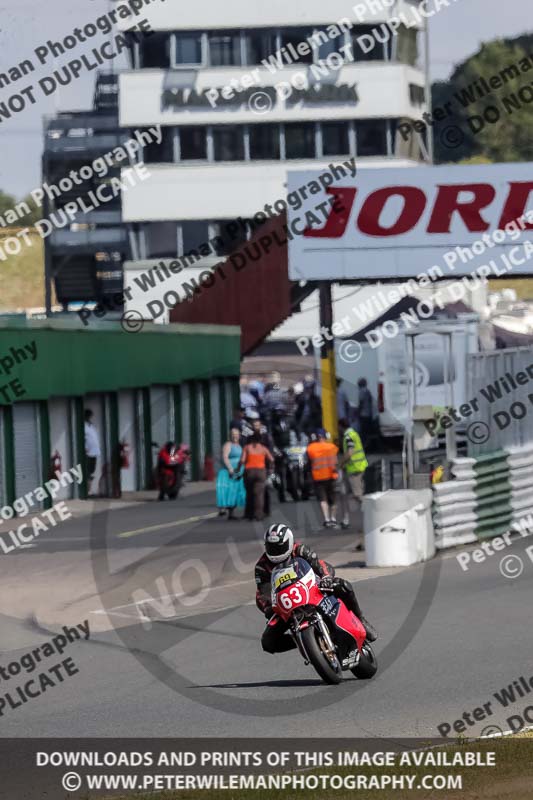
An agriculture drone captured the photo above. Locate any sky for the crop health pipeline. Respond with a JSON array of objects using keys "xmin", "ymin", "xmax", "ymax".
[{"xmin": 0, "ymin": 0, "xmax": 530, "ymax": 198}]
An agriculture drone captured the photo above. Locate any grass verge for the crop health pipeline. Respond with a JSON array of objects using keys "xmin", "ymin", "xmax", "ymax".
[
  {"xmin": 109, "ymin": 735, "xmax": 533, "ymax": 800},
  {"xmin": 0, "ymin": 230, "xmax": 49, "ymax": 310}
]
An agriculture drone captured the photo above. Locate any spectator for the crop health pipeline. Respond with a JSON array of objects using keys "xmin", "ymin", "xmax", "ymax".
[
  {"xmin": 248, "ymin": 379, "xmax": 265, "ymax": 402},
  {"xmin": 263, "ymin": 371, "xmax": 284, "ymax": 421},
  {"xmin": 336, "ymin": 377, "xmax": 350, "ymax": 423},
  {"xmin": 245, "ymin": 416, "xmax": 274, "ymax": 516},
  {"xmin": 306, "ymin": 428, "xmax": 339, "ymax": 529},
  {"xmin": 229, "ymin": 407, "xmax": 245, "ymax": 436},
  {"xmin": 216, "ymin": 428, "xmax": 246, "ymax": 520},
  {"xmin": 241, "ymin": 433, "xmax": 274, "ymax": 521},
  {"xmin": 246, "ymin": 417, "xmax": 274, "ymax": 451},
  {"xmin": 332, "ymin": 436, "xmax": 349, "ymax": 530},
  {"xmin": 357, "ymin": 378, "xmax": 374, "ymax": 448},
  {"xmin": 283, "ymin": 386, "xmax": 297, "ymax": 418},
  {"xmin": 240, "ymin": 377, "xmax": 258, "ymax": 412},
  {"xmin": 338, "ymin": 417, "xmax": 368, "ymax": 543},
  {"xmin": 295, "ymin": 380, "xmax": 322, "ymax": 435},
  {"xmin": 248, "ymin": 383, "xmax": 263, "ymax": 412},
  {"xmin": 84, "ymin": 409, "xmax": 101, "ymax": 497}
]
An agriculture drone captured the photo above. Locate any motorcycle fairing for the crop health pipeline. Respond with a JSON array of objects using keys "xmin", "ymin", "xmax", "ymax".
[{"xmin": 333, "ymin": 601, "xmax": 366, "ymax": 653}]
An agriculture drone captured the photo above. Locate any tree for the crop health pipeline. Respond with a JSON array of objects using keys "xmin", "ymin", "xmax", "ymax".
[
  {"xmin": 0, "ymin": 190, "xmax": 41, "ymax": 227},
  {"xmin": 0, "ymin": 191, "xmax": 17, "ymax": 224},
  {"xmin": 432, "ymin": 35, "xmax": 533, "ymax": 164},
  {"xmin": 17, "ymin": 195, "xmax": 42, "ymax": 227}
]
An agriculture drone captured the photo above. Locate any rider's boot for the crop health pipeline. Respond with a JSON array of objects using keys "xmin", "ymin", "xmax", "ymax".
[
  {"xmin": 359, "ymin": 616, "xmax": 378, "ymax": 642},
  {"xmin": 337, "ymin": 579, "xmax": 379, "ymax": 642}
]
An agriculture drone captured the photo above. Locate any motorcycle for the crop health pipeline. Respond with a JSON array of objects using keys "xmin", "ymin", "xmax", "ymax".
[
  {"xmin": 271, "ymin": 419, "xmax": 312, "ymax": 503},
  {"xmin": 284, "ymin": 444, "xmax": 312, "ymax": 501},
  {"xmin": 156, "ymin": 442, "xmax": 190, "ymax": 500},
  {"xmin": 272, "ymin": 445, "xmax": 311, "ymax": 502},
  {"xmin": 270, "ymin": 557, "xmax": 378, "ymax": 685}
]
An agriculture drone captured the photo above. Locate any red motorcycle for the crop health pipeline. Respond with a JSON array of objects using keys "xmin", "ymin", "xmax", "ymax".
[
  {"xmin": 157, "ymin": 442, "xmax": 191, "ymax": 500},
  {"xmin": 270, "ymin": 556, "xmax": 378, "ymax": 685}
]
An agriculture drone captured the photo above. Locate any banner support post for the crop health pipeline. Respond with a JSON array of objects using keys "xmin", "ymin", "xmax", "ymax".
[{"xmin": 319, "ymin": 282, "xmax": 338, "ymax": 441}]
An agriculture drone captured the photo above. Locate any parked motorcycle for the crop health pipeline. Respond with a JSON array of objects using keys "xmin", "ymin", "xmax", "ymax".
[
  {"xmin": 273, "ymin": 444, "xmax": 311, "ymax": 502},
  {"xmin": 156, "ymin": 442, "xmax": 191, "ymax": 500},
  {"xmin": 271, "ymin": 417, "xmax": 311, "ymax": 503},
  {"xmin": 270, "ymin": 557, "xmax": 378, "ymax": 685},
  {"xmin": 286, "ymin": 444, "xmax": 312, "ymax": 501}
]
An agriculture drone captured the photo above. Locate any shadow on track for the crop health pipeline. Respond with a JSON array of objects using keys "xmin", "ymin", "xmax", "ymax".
[{"xmin": 192, "ymin": 678, "xmax": 356, "ymax": 689}]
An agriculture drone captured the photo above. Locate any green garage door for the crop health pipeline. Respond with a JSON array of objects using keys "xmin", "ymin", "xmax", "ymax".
[
  {"xmin": 150, "ymin": 386, "xmax": 171, "ymax": 450},
  {"xmin": 210, "ymin": 379, "xmax": 222, "ymax": 469},
  {"xmin": 197, "ymin": 383, "xmax": 206, "ymax": 477},
  {"xmin": 13, "ymin": 402, "xmax": 42, "ymax": 505},
  {"xmin": 180, "ymin": 383, "xmax": 192, "ymax": 479},
  {"xmin": 0, "ymin": 408, "xmax": 5, "ymax": 508},
  {"xmin": 224, "ymin": 378, "xmax": 235, "ymax": 427}
]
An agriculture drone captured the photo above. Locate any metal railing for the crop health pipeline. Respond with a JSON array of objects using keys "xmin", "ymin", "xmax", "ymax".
[{"xmin": 467, "ymin": 347, "xmax": 533, "ymax": 455}]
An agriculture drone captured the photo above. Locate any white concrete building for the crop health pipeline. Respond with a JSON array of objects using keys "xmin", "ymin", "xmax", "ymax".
[{"xmin": 117, "ymin": 0, "xmax": 430, "ymax": 319}]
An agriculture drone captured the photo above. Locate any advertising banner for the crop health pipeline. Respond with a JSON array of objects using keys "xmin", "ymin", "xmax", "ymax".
[{"xmin": 287, "ymin": 162, "xmax": 533, "ymax": 281}]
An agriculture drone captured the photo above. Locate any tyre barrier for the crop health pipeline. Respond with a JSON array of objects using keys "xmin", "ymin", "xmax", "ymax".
[{"xmin": 432, "ymin": 445, "xmax": 533, "ymax": 549}]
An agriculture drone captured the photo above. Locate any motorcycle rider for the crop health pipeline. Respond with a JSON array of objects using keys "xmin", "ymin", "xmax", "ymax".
[{"xmin": 256, "ymin": 523, "xmax": 377, "ymax": 654}]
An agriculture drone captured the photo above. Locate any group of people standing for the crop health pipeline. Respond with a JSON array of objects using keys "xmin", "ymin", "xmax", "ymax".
[
  {"xmin": 306, "ymin": 420, "xmax": 368, "ymax": 533},
  {"xmin": 216, "ymin": 390, "xmax": 369, "ymax": 528},
  {"xmin": 216, "ymin": 421, "xmax": 274, "ymax": 522}
]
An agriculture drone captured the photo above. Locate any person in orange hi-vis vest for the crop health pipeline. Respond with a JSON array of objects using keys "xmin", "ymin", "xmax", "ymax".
[{"xmin": 306, "ymin": 429, "xmax": 339, "ymax": 529}]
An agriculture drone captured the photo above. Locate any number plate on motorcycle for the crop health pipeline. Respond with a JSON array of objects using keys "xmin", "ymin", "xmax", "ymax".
[
  {"xmin": 319, "ymin": 596, "xmax": 335, "ymax": 615},
  {"xmin": 274, "ymin": 568, "xmax": 297, "ymax": 589}
]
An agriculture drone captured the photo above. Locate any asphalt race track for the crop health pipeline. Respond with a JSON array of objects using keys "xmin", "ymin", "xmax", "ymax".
[{"xmin": 0, "ymin": 487, "xmax": 531, "ymax": 740}]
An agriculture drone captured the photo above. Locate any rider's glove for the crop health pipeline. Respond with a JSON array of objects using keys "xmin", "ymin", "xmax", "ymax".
[
  {"xmin": 320, "ymin": 576, "xmax": 334, "ymax": 591},
  {"xmin": 263, "ymin": 603, "xmax": 274, "ymax": 618}
]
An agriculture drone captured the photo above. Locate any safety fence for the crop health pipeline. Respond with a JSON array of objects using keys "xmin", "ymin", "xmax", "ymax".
[
  {"xmin": 432, "ymin": 444, "xmax": 533, "ymax": 549},
  {"xmin": 467, "ymin": 347, "xmax": 533, "ymax": 457}
]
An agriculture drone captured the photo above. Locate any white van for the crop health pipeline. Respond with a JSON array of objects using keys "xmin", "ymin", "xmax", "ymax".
[{"xmin": 328, "ymin": 315, "xmax": 480, "ymax": 437}]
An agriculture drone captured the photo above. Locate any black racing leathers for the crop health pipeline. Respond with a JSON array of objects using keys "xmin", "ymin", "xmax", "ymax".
[{"xmin": 255, "ymin": 543, "xmax": 364, "ymax": 654}]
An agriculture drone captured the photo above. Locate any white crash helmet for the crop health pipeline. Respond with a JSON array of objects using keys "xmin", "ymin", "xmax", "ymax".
[{"xmin": 264, "ymin": 523, "xmax": 294, "ymax": 564}]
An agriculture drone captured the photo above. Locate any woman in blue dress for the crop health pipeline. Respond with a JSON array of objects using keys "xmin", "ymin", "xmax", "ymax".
[{"xmin": 216, "ymin": 427, "xmax": 246, "ymax": 519}]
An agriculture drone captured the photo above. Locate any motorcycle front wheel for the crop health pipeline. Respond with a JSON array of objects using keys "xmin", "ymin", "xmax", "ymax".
[{"xmin": 300, "ymin": 625, "xmax": 342, "ymax": 685}]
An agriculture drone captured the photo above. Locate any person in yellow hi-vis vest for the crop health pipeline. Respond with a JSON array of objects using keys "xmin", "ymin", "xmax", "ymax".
[{"xmin": 338, "ymin": 417, "xmax": 368, "ymax": 535}]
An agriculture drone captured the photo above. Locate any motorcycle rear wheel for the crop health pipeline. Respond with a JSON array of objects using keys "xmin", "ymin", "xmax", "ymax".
[
  {"xmin": 300, "ymin": 625, "xmax": 342, "ymax": 685},
  {"xmin": 351, "ymin": 642, "xmax": 378, "ymax": 679}
]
